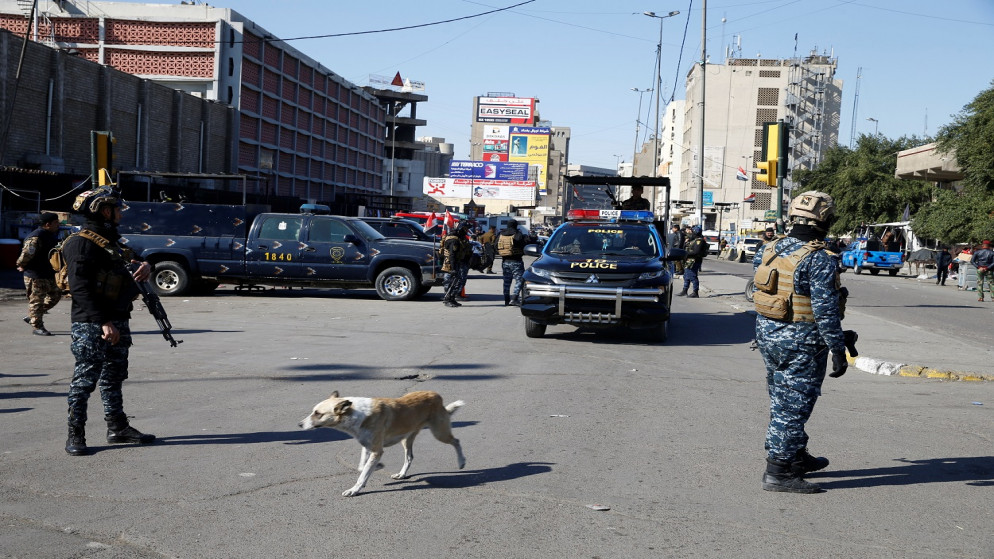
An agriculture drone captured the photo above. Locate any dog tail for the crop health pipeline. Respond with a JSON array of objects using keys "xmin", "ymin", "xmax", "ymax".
[{"xmin": 445, "ymin": 400, "xmax": 465, "ymax": 415}]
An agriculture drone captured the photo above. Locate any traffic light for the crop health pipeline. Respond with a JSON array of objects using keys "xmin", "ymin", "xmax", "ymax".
[
  {"xmin": 91, "ymin": 131, "xmax": 116, "ymax": 187},
  {"xmin": 756, "ymin": 122, "xmax": 781, "ymax": 187}
]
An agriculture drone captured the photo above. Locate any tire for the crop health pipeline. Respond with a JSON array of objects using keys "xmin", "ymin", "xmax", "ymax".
[
  {"xmin": 854, "ymin": 266, "xmax": 862, "ymax": 275},
  {"xmin": 649, "ymin": 319, "xmax": 668, "ymax": 343},
  {"xmin": 375, "ymin": 266, "xmax": 419, "ymax": 301},
  {"xmin": 869, "ymin": 268, "xmax": 880, "ymax": 276},
  {"xmin": 744, "ymin": 279, "xmax": 755, "ymax": 303},
  {"xmin": 888, "ymin": 268, "xmax": 899, "ymax": 277},
  {"xmin": 417, "ymin": 285, "xmax": 432, "ymax": 296},
  {"xmin": 151, "ymin": 261, "xmax": 191, "ymax": 296},
  {"xmin": 524, "ymin": 317, "xmax": 546, "ymax": 338}
]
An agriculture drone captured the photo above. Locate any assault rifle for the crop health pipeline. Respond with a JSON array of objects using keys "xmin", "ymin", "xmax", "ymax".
[
  {"xmin": 599, "ymin": 186, "xmax": 620, "ymax": 209},
  {"xmin": 128, "ymin": 264, "xmax": 183, "ymax": 347}
]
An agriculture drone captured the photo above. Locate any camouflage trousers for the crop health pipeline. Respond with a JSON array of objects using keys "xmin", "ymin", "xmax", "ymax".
[
  {"xmin": 67, "ymin": 321, "xmax": 133, "ymax": 425},
  {"xmin": 502, "ymin": 259, "xmax": 525, "ymax": 300},
  {"xmin": 757, "ymin": 331, "xmax": 828, "ymax": 462},
  {"xmin": 442, "ymin": 262, "xmax": 469, "ymax": 301},
  {"xmin": 23, "ymin": 277, "xmax": 61, "ymax": 329},
  {"xmin": 682, "ymin": 261, "xmax": 700, "ymax": 292}
]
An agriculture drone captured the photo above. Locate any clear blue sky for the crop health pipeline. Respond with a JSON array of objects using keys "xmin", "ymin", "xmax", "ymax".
[{"xmin": 116, "ymin": 0, "xmax": 994, "ymax": 169}]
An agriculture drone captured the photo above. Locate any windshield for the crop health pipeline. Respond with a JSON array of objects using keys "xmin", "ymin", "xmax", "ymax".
[{"xmin": 545, "ymin": 223, "xmax": 660, "ymax": 258}]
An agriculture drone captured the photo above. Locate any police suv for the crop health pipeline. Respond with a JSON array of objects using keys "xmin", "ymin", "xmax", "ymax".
[{"xmin": 519, "ymin": 209, "xmax": 686, "ymax": 342}]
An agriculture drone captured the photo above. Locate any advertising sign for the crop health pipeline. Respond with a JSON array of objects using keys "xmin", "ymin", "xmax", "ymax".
[
  {"xmin": 483, "ymin": 139, "xmax": 509, "ymax": 153},
  {"xmin": 508, "ymin": 126, "xmax": 551, "ymax": 195},
  {"xmin": 482, "ymin": 152, "xmax": 507, "ymax": 162},
  {"xmin": 477, "ymin": 97, "xmax": 535, "ymax": 124},
  {"xmin": 482, "ymin": 125, "xmax": 509, "ymax": 140},
  {"xmin": 448, "ymin": 161, "xmax": 529, "ymax": 181},
  {"xmin": 423, "ymin": 177, "xmax": 537, "ymax": 202}
]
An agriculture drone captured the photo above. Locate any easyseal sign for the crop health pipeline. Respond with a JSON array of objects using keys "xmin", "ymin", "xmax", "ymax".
[{"xmin": 477, "ymin": 97, "xmax": 535, "ymax": 124}]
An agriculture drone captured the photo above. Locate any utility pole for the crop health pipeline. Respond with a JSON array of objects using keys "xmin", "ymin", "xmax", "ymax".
[{"xmin": 694, "ymin": 1, "xmax": 707, "ymax": 228}]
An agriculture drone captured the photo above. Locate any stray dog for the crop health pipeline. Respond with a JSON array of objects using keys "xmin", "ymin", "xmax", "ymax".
[{"xmin": 299, "ymin": 390, "xmax": 466, "ymax": 497}]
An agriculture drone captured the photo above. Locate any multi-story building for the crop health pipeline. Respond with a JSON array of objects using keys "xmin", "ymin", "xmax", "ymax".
[
  {"xmin": 0, "ymin": 0, "xmax": 394, "ymax": 214},
  {"xmin": 680, "ymin": 52, "xmax": 842, "ymax": 231}
]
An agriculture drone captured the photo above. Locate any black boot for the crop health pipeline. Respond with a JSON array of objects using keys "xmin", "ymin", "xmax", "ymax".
[
  {"xmin": 762, "ymin": 457, "xmax": 823, "ymax": 493},
  {"xmin": 688, "ymin": 291, "xmax": 699, "ymax": 298},
  {"xmin": 66, "ymin": 423, "xmax": 89, "ymax": 456},
  {"xmin": 504, "ymin": 294, "xmax": 511, "ymax": 306},
  {"xmin": 677, "ymin": 289, "xmax": 688, "ymax": 296},
  {"xmin": 796, "ymin": 448, "xmax": 829, "ymax": 473},
  {"xmin": 105, "ymin": 414, "xmax": 155, "ymax": 445}
]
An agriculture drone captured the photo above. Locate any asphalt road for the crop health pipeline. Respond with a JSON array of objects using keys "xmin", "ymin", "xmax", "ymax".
[{"xmin": 2, "ymin": 266, "xmax": 993, "ymax": 558}]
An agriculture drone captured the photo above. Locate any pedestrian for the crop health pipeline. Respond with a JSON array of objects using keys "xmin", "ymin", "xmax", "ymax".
[
  {"xmin": 480, "ymin": 225, "xmax": 497, "ymax": 274},
  {"xmin": 618, "ymin": 185, "xmax": 651, "ymax": 211},
  {"xmin": 935, "ymin": 247, "xmax": 952, "ymax": 286},
  {"xmin": 668, "ymin": 225, "xmax": 685, "ymax": 276},
  {"xmin": 498, "ymin": 218, "xmax": 528, "ymax": 306},
  {"xmin": 15, "ymin": 212, "xmax": 63, "ymax": 336},
  {"xmin": 762, "ymin": 226, "xmax": 776, "ymax": 243},
  {"xmin": 679, "ymin": 225, "xmax": 707, "ymax": 297},
  {"xmin": 440, "ymin": 223, "xmax": 472, "ymax": 308},
  {"xmin": 63, "ymin": 187, "xmax": 156, "ymax": 456},
  {"xmin": 752, "ymin": 191, "xmax": 848, "ymax": 493},
  {"xmin": 972, "ymin": 240, "xmax": 994, "ymax": 301}
]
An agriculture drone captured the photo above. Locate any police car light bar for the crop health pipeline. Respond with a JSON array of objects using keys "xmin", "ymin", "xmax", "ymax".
[{"xmin": 566, "ymin": 209, "xmax": 655, "ymax": 222}]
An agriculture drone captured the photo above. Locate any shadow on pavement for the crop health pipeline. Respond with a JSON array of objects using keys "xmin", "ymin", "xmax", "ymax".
[
  {"xmin": 375, "ymin": 461, "xmax": 555, "ymax": 493},
  {"xmin": 809, "ymin": 456, "xmax": 994, "ymax": 488}
]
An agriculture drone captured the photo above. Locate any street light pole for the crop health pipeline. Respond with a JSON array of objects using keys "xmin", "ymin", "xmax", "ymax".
[
  {"xmin": 866, "ymin": 117, "xmax": 879, "ymax": 135},
  {"xmin": 642, "ymin": 9, "xmax": 679, "ymax": 215},
  {"xmin": 630, "ymin": 87, "xmax": 652, "ymax": 172}
]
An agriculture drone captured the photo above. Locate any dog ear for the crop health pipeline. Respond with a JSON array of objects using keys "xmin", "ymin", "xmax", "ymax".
[
  {"xmin": 333, "ymin": 400, "xmax": 352, "ymax": 415},
  {"xmin": 329, "ymin": 390, "xmax": 339, "ymax": 398}
]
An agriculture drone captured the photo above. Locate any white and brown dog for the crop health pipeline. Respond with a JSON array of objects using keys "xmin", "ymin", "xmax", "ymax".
[{"xmin": 299, "ymin": 390, "xmax": 466, "ymax": 497}]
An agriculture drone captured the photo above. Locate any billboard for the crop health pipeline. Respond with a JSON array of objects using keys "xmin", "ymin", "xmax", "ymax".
[
  {"xmin": 508, "ymin": 126, "xmax": 551, "ymax": 195},
  {"xmin": 477, "ymin": 97, "xmax": 535, "ymax": 124},
  {"xmin": 449, "ymin": 161, "xmax": 529, "ymax": 181},
  {"xmin": 423, "ymin": 177, "xmax": 537, "ymax": 202}
]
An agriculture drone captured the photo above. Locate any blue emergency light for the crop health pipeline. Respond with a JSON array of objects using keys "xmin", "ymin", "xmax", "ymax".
[{"xmin": 566, "ymin": 209, "xmax": 654, "ymax": 222}]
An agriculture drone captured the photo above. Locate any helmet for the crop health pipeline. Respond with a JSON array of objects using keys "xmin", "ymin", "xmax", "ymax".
[
  {"xmin": 788, "ymin": 191, "xmax": 835, "ymax": 226},
  {"xmin": 73, "ymin": 186, "xmax": 121, "ymax": 217},
  {"xmin": 506, "ymin": 218, "xmax": 519, "ymax": 227},
  {"xmin": 691, "ymin": 225, "xmax": 702, "ymax": 235}
]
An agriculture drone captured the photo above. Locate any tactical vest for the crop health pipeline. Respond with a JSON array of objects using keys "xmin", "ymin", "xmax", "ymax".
[
  {"xmin": 752, "ymin": 240, "xmax": 827, "ymax": 322},
  {"xmin": 441, "ymin": 234, "xmax": 470, "ymax": 272},
  {"xmin": 497, "ymin": 233, "xmax": 522, "ymax": 257}
]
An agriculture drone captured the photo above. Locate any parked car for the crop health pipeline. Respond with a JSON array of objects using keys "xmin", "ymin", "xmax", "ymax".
[
  {"xmin": 359, "ymin": 217, "xmax": 436, "ymax": 242},
  {"xmin": 735, "ymin": 237, "xmax": 763, "ymax": 262}
]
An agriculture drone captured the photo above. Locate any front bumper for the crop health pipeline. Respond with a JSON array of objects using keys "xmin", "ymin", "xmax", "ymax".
[{"xmin": 521, "ymin": 283, "xmax": 669, "ymax": 327}]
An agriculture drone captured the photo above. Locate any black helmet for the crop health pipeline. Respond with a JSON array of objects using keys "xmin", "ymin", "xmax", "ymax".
[
  {"xmin": 72, "ymin": 186, "xmax": 121, "ymax": 218},
  {"xmin": 506, "ymin": 218, "xmax": 519, "ymax": 227}
]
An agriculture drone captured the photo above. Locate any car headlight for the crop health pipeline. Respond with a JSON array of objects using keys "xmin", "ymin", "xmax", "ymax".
[
  {"xmin": 530, "ymin": 267, "xmax": 552, "ymax": 280},
  {"xmin": 638, "ymin": 269, "xmax": 663, "ymax": 280}
]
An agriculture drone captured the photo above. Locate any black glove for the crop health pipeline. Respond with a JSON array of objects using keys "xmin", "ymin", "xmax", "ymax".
[{"xmin": 829, "ymin": 350, "xmax": 849, "ymax": 378}]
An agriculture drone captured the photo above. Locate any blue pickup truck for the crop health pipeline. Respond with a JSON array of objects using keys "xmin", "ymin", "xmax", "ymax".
[
  {"xmin": 118, "ymin": 201, "xmax": 442, "ymax": 299},
  {"xmin": 840, "ymin": 237, "xmax": 904, "ymax": 276}
]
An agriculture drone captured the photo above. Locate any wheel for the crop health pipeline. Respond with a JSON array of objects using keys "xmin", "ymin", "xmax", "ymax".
[
  {"xmin": 744, "ymin": 279, "xmax": 755, "ymax": 303},
  {"xmin": 524, "ymin": 317, "xmax": 547, "ymax": 338},
  {"xmin": 151, "ymin": 261, "xmax": 191, "ymax": 296},
  {"xmin": 417, "ymin": 285, "xmax": 432, "ymax": 296},
  {"xmin": 375, "ymin": 266, "xmax": 419, "ymax": 301},
  {"xmin": 649, "ymin": 319, "xmax": 668, "ymax": 342},
  {"xmin": 888, "ymin": 268, "xmax": 899, "ymax": 277},
  {"xmin": 854, "ymin": 266, "xmax": 862, "ymax": 275},
  {"xmin": 869, "ymin": 268, "xmax": 880, "ymax": 275}
]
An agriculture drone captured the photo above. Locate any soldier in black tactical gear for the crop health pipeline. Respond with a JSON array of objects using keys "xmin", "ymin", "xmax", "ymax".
[
  {"xmin": 440, "ymin": 223, "xmax": 472, "ymax": 308},
  {"xmin": 63, "ymin": 187, "xmax": 156, "ymax": 456}
]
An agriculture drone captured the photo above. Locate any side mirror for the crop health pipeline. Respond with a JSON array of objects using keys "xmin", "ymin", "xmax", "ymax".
[
  {"xmin": 524, "ymin": 244, "xmax": 540, "ymax": 257},
  {"xmin": 665, "ymin": 248, "xmax": 687, "ymax": 262},
  {"xmin": 344, "ymin": 234, "xmax": 361, "ymax": 245}
]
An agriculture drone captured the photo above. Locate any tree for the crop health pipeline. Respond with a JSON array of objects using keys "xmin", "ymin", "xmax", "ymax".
[
  {"xmin": 925, "ymin": 80, "xmax": 994, "ymax": 243},
  {"xmin": 792, "ymin": 134, "xmax": 931, "ymax": 236}
]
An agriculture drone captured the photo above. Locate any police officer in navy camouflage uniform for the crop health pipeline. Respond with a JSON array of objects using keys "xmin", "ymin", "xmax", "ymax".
[
  {"xmin": 498, "ymin": 219, "xmax": 528, "ymax": 306},
  {"xmin": 753, "ymin": 191, "xmax": 848, "ymax": 493},
  {"xmin": 679, "ymin": 226, "xmax": 706, "ymax": 297},
  {"xmin": 63, "ymin": 187, "xmax": 156, "ymax": 456}
]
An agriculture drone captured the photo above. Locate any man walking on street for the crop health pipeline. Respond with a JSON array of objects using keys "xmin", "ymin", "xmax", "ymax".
[
  {"xmin": 63, "ymin": 187, "xmax": 156, "ymax": 456},
  {"xmin": 935, "ymin": 247, "xmax": 952, "ymax": 286},
  {"xmin": 480, "ymin": 225, "xmax": 497, "ymax": 274},
  {"xmin": 440, "ymin": 223, "xmax": 472, "ymax": 308},
  {"xmin": 498, "ymin": 219, "xmax": 528, "ymax": 306},
  {"xmin": 973, "ymin": 240, "xmax": 994, "ymax": 301},
  {"xmin": 668, "ymin": 224, "xmax": 685, "ymax": 276},
  {"xmin": 753, "ymin": 191, "xmax": 848, "ymax": 493},
  {"xmin": 679, "ymin": 226, "xmax": 706, "ymax": 297},
  {"xmin": 15, "ymin": 212, "xmax": 62, "ymax": 336}
]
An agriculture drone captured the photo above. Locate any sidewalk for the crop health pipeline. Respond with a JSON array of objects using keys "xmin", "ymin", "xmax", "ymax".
[{"xmin": 695, "ymin": 267, "xmax": 994, "ymax": 382}]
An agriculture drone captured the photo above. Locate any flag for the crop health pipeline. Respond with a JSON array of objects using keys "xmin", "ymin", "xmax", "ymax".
[
  {"xmin": 423, "ymin": 212, "xmax": 439, "ymax": 232},
  {"xmin": 902, "ymin": 203, "xmax": 910, "ymax": 221},
  {"xmin": 443, "ymin": 211, "xmax": 456, "ymax": 234},
  {"xmin": 744, "ymin": 193, "xmax": 756, "ymax": 203},
  {"xmin": 391, "ymin": 72, "xmax": 403, "ymax": 86},
  {"xmin": 736, "ymin": 166, "xmax": 748, "ymax": 181},
  {"xmin": 572, "ymin": 186, "xmax": 585, "ymax": 203}
]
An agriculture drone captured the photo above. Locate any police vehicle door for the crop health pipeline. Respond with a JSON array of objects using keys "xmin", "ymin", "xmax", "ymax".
[
  {"xmin": 298, "ymin": 216, "xmax": 368, "ymax": 279},
  {"xmin": 245, "ymin": 215, "xmax": 304, "ymax": 277}
]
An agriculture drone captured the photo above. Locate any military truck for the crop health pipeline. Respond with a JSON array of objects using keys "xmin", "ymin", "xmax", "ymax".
[{"xmin": 118, "ymin": 201, "xmax": 442, "ymax": 300}]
